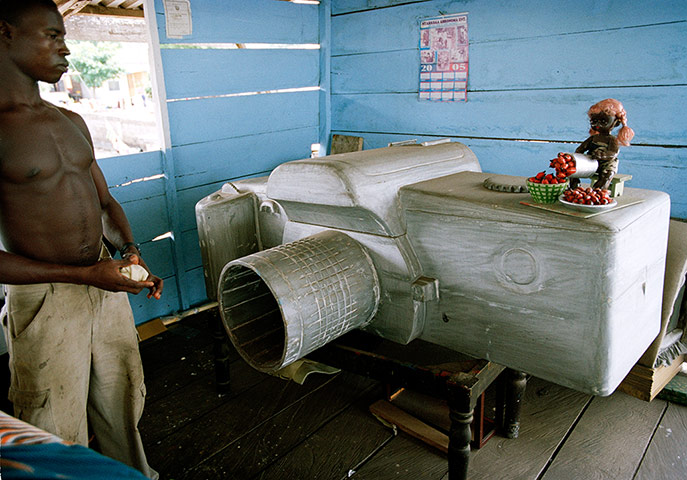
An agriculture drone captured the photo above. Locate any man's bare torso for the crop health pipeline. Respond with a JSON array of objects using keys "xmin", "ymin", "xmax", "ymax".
[{"xmin": 0, "ymin": 101, "xmax": 104, "ymax": 266}]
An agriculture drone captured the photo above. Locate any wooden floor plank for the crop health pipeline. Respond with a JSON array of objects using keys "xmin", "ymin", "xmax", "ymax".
[
  {"xmin": 255, "ymin": 388, "xmax": 393, "ymax": 480},
  {"xmin": 462, "ymin": 376, "xmax": 590, "ymax": 480},
  {"xmin": 183, "ymin": 373, "xmax": 378, "ymax": 480},
  {"xmin": 369, "ymin": 399, "xmax": 449, "ymax": 453},
  {"xmin": 140, "ymin": 312, "xmax": 242, "ymax": 405},
  {"xmin": 139, "ymin": 318, "xmax": 216, "ymax": 374},
  {"xmin": 144, "ymin": 372, "xmax": 340, "ymax": 476},
  {"xmin": 353, "ymin": 377, "xmax": 591, "ymax": 480},
  {"xmin": 133, "ymin": 313, "xmax": 687, "ymax": 480},
  {"xmin": 541, "ymin": 391, "xmax": 666, "ymax": 480},
  {"xmin": 353, "ymin": 433, "xmax": 449, "ymax": 480},
  {"xmin": 140, "ymin": 359, "xmax": 267, "ymax": 444},
  {"xmin": 634, "ymin": 402, "xmax": 687, "ymax": 480},
  {"xmin": 142, "ymin": 344, "xmax": 216, "ymax": 405}
]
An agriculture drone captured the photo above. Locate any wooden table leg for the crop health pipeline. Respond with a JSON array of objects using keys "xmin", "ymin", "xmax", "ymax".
[
  {"xmin": 209, "ymin": 309, "xmax": 232, "ymax": 394},
  {"xmin": 447, "ymin": 382, "xmax": 472, "ymax": 480},
  {"xmin": 504, "ymin": 369, "xmax": 527, "ymax": 439}
]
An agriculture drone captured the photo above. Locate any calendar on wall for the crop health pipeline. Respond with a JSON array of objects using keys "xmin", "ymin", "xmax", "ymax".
[{"xmin": 419, "ymin": 13, "xmax": 469, "ymax": 102}]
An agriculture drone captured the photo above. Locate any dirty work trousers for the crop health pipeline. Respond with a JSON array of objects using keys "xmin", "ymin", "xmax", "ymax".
[{"xmin": 1, "ymin": 279, "xmax": 158, "ymax": 480}]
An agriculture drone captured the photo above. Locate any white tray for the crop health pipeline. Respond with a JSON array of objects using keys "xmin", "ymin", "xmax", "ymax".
[{"xmin": 559, "ymin": 196, "xmax": 617, "ymax": 212}]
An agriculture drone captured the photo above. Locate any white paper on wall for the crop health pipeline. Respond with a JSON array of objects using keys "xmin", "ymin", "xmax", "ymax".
[
  {"xmin": 419, "ymin": 13, "xmax": 469, "ymax": 102},
  {"xmin": 164, "ymin": 0, "xmax": 193, "ymax": 39}
]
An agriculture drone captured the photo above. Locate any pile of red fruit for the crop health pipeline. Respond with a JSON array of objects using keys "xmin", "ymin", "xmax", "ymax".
[
  {"xmin": 549, "ymin": 152, "xmax": 577, "ymax": 177},
  {"xmin": 528, "ymin": 152, "xmax": 579, "ymax": 185},
  {"xmin": 562, "ymin": 187, "xmax": 612, "ymax": 206},
  {"xmin": 527, "ymin": 171, "xmax": 567, "ymax": 185}
]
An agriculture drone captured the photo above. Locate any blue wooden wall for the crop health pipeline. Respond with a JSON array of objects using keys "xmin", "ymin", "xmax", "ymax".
[
  {"xmin": 98, "ymin": 151, "xmax": 180, "ymax": 322},
  {"xmin": 145, "ymin": 0, "xmax": 324, "ymax": 319},
  {"xmin": 330, "ymin": 0, "xmax": 687, "ymax": 218},
  {"xmin": 115, "ymin": 0, "xmax": 687, "ymax": 324},
  {"xmin": 109, "ymin": 0, "xmax": 324, "ymax": 324}
]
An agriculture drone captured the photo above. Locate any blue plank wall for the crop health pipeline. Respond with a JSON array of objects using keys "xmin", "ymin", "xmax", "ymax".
[
  {"xmin": 136, "ymin": 0, "xmax": 325, "ymax": 322},
  {"xmin": 95, "ymin": 1, "xmax": 324, "ymax": 325},
  {"xmin": 98, "ymin": 151, "xmax": 181, "ymax": 323},
  {"xmin": 117, "ymin": 0, "xmax": 686, "ymax": 324},
  {"xmin": 330, "ymin": 0, "xmax": 687, "ymax": 218}
]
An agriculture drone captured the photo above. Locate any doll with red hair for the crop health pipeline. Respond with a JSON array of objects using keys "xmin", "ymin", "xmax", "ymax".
[{"xmin": 572, "ymin": 98, "xmax": 635, "ymax": 190}]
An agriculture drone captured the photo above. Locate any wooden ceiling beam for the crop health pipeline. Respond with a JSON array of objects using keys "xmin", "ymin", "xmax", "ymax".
[
  {"xmin": 73, "ymin": 5, "xmax": 144, "ymax": 18},
  {"xmin": 58, "ymin": 0, "xmax": 90, "ymax": 17},
  {"xmin": 100, "ymin": 0, "xmax": 129, "ymax": 7},
  {"xmin": 121, "ymin": 0, "xmax": 145, "ymax": 8},
  {"xmin": 56, "ymin": 0, "xmax": 79, "ymax": 13}
]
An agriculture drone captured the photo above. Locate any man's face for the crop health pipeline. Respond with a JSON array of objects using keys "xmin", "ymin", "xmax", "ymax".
[{"xmin": 5, "ymin": 4, "xmax": 70, "ymax": 84}]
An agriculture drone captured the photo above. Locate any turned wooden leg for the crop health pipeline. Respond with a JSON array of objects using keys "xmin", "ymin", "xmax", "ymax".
[
  {"xmin": 448, "ymin": 384, "xmax": 472, "ymax": 480},
  {"xmin": 504, "ymin": 369, "xmax": 527, "ymax": 439},
  {"xmin": 209, "ymin": 309, "xmax": 232, "ymax": 394}
]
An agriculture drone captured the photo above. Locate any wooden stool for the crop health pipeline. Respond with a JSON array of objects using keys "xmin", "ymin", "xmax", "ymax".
[
  {"xmin": 308, "ymin": 331, "xmax": 526, "ymax": 480},
  {"xmin": 590, "ymin": 173, "xmax": 632, "ymax": 197},
  {"xmin": 210, "ymin": 323, "xmax": 525, "ymax": 479}
]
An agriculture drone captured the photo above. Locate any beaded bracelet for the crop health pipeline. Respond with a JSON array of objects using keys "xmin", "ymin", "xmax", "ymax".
[{"xmin": 119, "ymin": 242, "xmax": 141, "ymax": 257}]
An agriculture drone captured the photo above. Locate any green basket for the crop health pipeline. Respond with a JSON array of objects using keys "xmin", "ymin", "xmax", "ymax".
[{"xmin": 527, "ymin": 180, "xmax": 568, "ymax": 204}]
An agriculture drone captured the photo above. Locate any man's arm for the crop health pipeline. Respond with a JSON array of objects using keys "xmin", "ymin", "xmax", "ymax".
[
  {"xmin": 0, "ymin": 249, "xmax": 153, "ymax": 294},
  {"xmin": 90, "ymin": 159, "xmax": 163, "ymax": 299}
]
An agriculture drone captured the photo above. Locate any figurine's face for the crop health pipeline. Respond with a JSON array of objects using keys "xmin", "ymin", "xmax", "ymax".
[{"xmin": 589, "ymin": 112, "xmax": 619, "ymax": 134}]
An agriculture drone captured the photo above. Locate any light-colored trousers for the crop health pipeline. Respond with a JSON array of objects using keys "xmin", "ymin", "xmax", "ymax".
[{"xmin": 1, "ymin": 277, "xmax": 157, "ymax": 479}]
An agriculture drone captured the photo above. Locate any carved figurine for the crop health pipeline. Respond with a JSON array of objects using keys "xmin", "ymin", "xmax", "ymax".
[{"xmin": 570, "ymin": 99, "xmax": 634, "ymax": 190}]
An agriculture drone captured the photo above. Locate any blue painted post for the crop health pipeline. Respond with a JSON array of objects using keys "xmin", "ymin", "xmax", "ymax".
[
  {"xmin": 320, "ymin": 0, "xmax": 332, "ymax": 154},
  {"xmin": 145, "ymin": 0, "xmax": 188, "ymax": 311}
]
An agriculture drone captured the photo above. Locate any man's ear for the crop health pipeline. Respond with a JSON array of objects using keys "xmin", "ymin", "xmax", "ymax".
[{"xmin": 0, "ymin": 20, "xmax": 13, "ymax": 43}]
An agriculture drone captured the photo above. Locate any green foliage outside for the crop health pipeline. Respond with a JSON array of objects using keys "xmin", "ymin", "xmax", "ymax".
[{"xmin": 66, "ymin": 41, "xmax": 123, "ymax": 89}]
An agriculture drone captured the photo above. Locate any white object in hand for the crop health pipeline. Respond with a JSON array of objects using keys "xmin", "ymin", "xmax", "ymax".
[{"xmin": 120, "ymin": 264, "xmax": 149, "ymax": 282}]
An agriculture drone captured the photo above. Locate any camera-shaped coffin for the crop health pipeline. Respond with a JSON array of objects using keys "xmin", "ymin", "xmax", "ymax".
[{"xmin": 196, "ymin": 142, "xmax": 669, "ymax": 395}]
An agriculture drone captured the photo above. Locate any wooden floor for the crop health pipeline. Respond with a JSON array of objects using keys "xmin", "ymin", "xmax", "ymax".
[{"xmin": 138, "ymin": 310, "xmax": 687, "ymax": 480}]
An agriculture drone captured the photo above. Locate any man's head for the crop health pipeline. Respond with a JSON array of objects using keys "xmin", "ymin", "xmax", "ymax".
[
  {"xmin": 0, "ymin": 0, "xmax": 69, "ymax": 84},
  {"xmin": 0, "ymin": 0, "xmax": 59, "ymax": 25}
]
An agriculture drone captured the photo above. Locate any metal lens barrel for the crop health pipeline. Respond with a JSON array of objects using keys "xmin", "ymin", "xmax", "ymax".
[
  {"xmin": 217, "ymin": 230, "xmax": 380, "ymax": 373},
  {"xmin": 569, "ymin": 153, "xmax": 599, "ymax": 178}
]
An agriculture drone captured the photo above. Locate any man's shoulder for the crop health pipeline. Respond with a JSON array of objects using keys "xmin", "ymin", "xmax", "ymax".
[
  {"xmin": 48, "ymin": 102, "xmax": 91, "ymax": 136},
  {"xmin": 0, "ymin": 99, "xmax": 84, "ymax": 122},
  {"xmin": 0, "ymin": 99, "xmax": 22, "ymax": 121},
  {"xmin": 50, "ymin": 102, "xmax": 84, "ymax": 122}
]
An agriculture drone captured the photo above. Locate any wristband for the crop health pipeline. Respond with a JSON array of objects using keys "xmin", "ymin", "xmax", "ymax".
[{"xmin": 119, "ymin": 242, "xmax": 141, "ymax": 257}]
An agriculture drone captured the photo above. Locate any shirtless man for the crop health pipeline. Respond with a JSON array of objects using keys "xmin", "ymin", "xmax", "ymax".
[{"xmin": 0, "ymin": 1, "xmax": 161, "ymax": 477}]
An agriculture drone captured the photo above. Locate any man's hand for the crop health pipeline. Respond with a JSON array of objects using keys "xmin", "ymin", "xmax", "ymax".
[
  {"xmin": 120, "ymin": 253, "xmax": 164, "ymax": 299},
  {"xmin": 85, "ymin": 258, "xmax": 153, "ymax": 294},
  {"xmin": 86, "ymin": 256, "xmax": 162, "ymax": 298}
]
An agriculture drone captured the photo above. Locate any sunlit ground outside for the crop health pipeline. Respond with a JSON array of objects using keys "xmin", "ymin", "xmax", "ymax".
[{"xmin": 40, "ymin": 41, "xmax": 160, "ymax": 159}]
